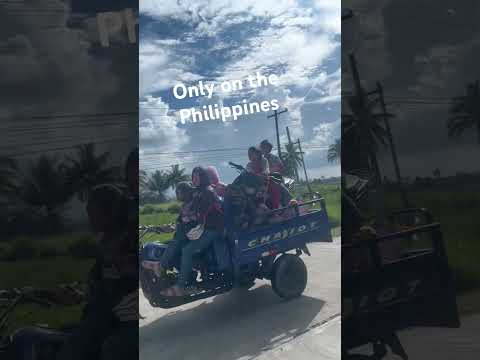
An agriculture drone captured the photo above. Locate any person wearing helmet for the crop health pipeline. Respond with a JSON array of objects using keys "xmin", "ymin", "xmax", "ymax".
[
  {"xmin": 161, "ymin": 167, "xmax": 224, "ymax": 297},
  {"xmin": 206, "ymin": 165, "xmax": 226, "ymax": 198}
]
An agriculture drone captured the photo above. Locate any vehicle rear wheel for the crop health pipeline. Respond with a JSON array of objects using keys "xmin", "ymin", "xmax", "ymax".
[{"xmin": 271, "ymin": 254, "xmax": 307, "ymax": 299}]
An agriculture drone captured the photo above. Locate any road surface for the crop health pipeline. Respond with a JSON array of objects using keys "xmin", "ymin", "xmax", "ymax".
[
  {"xmin": 352, "ymin": 313, "xmax": 480, "ymax": 359},
  {"xmin": 139, "ymin": 238, "xmax": 340, "ymax": 360}
]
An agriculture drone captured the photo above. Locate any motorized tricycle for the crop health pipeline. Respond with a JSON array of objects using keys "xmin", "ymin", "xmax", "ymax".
[
  {"xmin": 140, "ymin": 165, "xmax": 333, "ymax": 308},
  {"xmin": 342, "ymin": 174, "xmax": 460, "ymax": 359}
]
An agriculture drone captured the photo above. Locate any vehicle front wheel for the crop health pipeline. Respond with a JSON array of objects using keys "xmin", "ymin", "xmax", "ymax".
[{"xmin": 271, "ymin": 254, "xmax": 307, "ymax": 299}]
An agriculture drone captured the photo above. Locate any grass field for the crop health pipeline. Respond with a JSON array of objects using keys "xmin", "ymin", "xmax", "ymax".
[
  {"xmin": 385, "ymin": 188, "xmax": 480, "ymax": 292},
  {"xmin": 0, "ymin": 233, "xmax": 95, "ymax": 335},
  {"xmin": 139, "ymin": 182, "xmax": 341, "ymax": 244}
]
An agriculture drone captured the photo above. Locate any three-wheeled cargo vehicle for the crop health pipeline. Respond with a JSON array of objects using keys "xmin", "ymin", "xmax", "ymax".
[
  {"xmin": 140, "ymin": 195, "xmax": 333, "ymax": 309},
  {"xmin": 342, "ymin": 208, "xmax": 460, "ymax": 359}
]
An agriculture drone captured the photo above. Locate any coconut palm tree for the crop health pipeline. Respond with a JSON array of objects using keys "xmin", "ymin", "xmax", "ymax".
[
  {"xmin": 64, "ymin": 143, "xmax": 120, "ymax": 202},
  {"xmin": 327, "ymin": 138, "xmax": 341, "ymax": 163},
  {"xmin": 147, "ymin": 170, "xmax": 171, "ymax": 202},
  {"xmin": 139, "ymin": 169, "xmax": 148, "ymax": 191},
  {"xmin": 21, "ymin": 155, "xmax": 72, "ymax": 231},
  {"xmin": 0, "ymin": 157, "xmax": 18, "ymax": 197},
  {"xmin": 342, "ymin": 93, "xmax": 391, "ymax": 182},
  {"xmin": 282, "ymin": 142, "xmax": 302, "ymax": 180},
  {"xmin": 448, "ymin": 80, "xmax": 480, "ymax": 143},
  {"xmin": 167, "ymin": 164, "xmax": 189, "ymax": 189}
]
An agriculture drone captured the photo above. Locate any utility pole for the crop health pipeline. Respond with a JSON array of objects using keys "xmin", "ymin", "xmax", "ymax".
[
  {"xmin": 297, "ymin": 139, "xmax": 313, "ymax": 197},
  {"xmin": 286, "ymin": 126, "xmax": 299, "ymax": 181},
  {"xmin": 349, "ymin": 53, "xmax": 364, "ymax": 98},
  {"xmin": 348, "ymin": 53, "xmax": 382, "ymax": 185},
  {"xmin": 376, "ymin": 81, "xmax": 409, "ymax": 208},
  {"xmin": 268, "ymin": 108, "xmax": 288, "ymax": 158}
]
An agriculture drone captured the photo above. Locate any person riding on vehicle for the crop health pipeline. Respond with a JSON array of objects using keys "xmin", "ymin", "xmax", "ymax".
[
  {"xmin": 246, "ymin": 146, "xmax": 269, "ymax": 175},
  {"xmin": 260, "ymin": 140, "xmax": 284, "ymax": 174},
  {"xmin": 206, "ymin": 165, "xmax": 226, "ymax": 199},
  {"xmin": 55, "ymin": 184, "xmax": 137, "ymax": 360},
  {"xmin": 160, "ymin": 167, "xmax": 224, "ymax": 297},
  {"xmin": 142, "ymin": 181, "xmax": 197, "ymax": 279}
]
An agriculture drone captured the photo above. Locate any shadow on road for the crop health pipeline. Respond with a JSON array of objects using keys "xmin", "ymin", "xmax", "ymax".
[{"xmin": 140, "ymin": 284, "xmax": 326, "ymax": 360}]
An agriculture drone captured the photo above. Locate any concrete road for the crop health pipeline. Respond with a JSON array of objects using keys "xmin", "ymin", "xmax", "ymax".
[
  {"xmin": 352, "ymin": 314, "xmax": 480, "ymax": 359},
  {"xmin": 139, "ymin": 238, "xmax": 340, "ymax": 360}
]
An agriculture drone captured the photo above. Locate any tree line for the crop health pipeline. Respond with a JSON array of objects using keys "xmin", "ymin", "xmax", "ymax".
[{"xmin": 0, "ymin": 143, "xmax": 122, "ymax": 236}]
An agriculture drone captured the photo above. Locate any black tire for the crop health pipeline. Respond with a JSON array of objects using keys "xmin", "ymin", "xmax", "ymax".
[{"xmin": 271, "ymin": 254, "xmax": 307, "ymax": 299}]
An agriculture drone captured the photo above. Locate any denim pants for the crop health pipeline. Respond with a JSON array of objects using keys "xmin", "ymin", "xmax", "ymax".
[
  {"xmin": 177, "ymin": 230, "xmax": 218, "ymax": 287},
  {"xmin": 160, "ymin": 225, "xmax": 189, "ymax": 270}
]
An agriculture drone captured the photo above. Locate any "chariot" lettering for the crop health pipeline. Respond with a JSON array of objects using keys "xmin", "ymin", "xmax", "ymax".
[
  {"xmin": 246, "ymin": 220, "xmax": 320, "ymax": 248},
  {"xmin": 342, "ymin": 279, "xmax": 424, "ymax": 319}
]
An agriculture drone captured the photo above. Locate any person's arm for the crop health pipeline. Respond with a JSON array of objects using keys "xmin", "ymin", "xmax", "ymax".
[
  {"xmin": 196, "ymin": 189, "xmax": 215, "ymax": 224},
  {"xmin": 262, "ymin": 157, "xmax": 270, "ymax": 175}
]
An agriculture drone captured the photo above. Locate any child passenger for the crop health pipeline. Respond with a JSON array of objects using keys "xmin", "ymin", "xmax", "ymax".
[
  {"xmin": 142, "ymin": 182, "xmax": 196, "ymax": 276},
  {"xmin": 246, "ymin": 146, "xmax": 269, "ymax": 176}
]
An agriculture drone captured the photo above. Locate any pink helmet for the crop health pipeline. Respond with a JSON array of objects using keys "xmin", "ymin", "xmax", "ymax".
[{"xmin": 206, "ymin": 165, "xmax": 220, "ymax": 185}]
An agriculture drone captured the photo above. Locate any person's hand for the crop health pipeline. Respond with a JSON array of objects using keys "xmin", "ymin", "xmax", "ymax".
[{"xmin": 113, "ymin": 290, "xmax": 139, "ymax": 321}]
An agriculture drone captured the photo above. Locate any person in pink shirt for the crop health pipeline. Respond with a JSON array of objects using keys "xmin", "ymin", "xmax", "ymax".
[{"xmin": 206, "ymin": 165, "xmax": 226, "ymax": 198}]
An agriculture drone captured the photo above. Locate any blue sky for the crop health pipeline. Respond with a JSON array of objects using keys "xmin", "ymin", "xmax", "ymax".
[{"xmin": 139, "ymin": 0, "xmax": 341, "ymax": 183}]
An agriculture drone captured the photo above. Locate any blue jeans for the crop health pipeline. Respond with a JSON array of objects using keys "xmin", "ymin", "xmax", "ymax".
[
  {"xmin": 177, "ymin": 230, "xmax": 218, "ymax": 288},
  {"xmin": 160, "ymin": 225, "xmax": 189, "ymax": 270}
]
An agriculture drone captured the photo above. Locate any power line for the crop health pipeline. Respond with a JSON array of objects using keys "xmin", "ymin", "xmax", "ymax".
[
  {"xmin": 139, "ymin": 146, "xmax": 330, "ymax": 171},
  {"xmin": 6, "ymin": 137, "xmax": 131, "ymax": 158},
  {"xmin": 1, "ymin": 110, "xmax": 137, "ymax": 121},
  {"xmin": 139, "ymin": 144, "xmax": 328, "ymax": 157}
]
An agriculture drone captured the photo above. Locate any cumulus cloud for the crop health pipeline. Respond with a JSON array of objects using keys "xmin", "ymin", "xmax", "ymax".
[
  {"xmin": 139, "ymin": 95, "xmax": 190, "ymax": 156},
  {"xmin": 139, "ymin": 0, "xmax": 340, "ymax": 177}
]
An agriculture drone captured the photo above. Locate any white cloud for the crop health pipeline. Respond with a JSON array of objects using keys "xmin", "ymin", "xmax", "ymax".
[
  {"xmin": 139, "ymin": 0, "xmax": 340, "ymax": 165},
  {"xmin": 139, "ymin": 95, "xmax": 189, "ymax": 157},
  {"xmin": 139, "ymin": 40, "xmax": 201, "ymax": 97}
]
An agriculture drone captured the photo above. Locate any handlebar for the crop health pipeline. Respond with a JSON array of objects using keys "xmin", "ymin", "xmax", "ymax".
[{"xmin": 229, "ymin": 161, "xmax": 246, "ymax": 172}]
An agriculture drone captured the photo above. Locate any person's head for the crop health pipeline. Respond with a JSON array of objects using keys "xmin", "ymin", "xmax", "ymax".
[
  {"xmin": 248, "ymin": 146, "xmax": 262, "ymax": 162},
  {"xmin": 260, "ymin": 140, "xmax": 273, "ymax": 155},
  {"xmin": 86, "ymin": 184, "xmax": 128, "ymax": 234},
  {"xmin": 192, "ymin": 167, "xmax": 211, "ymax": 189},
  {"xmin": 125, "ymin": 149, "xmax": 139, "ymax": 196},
  {"xmin": 206, "ymin": 165, "xmax": 220, "ymax": 185},
  {"xmin": 176, "ymin": 181, "xmax": 194, "ymax": 202}
]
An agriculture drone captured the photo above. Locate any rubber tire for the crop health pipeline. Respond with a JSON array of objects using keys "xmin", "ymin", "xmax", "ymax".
[{"xmin": 271, "ymin": 254, "xmax": 307, "ymax": 299}]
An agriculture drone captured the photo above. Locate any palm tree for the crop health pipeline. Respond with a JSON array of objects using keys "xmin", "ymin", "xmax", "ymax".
[
  {"xmin": 139, "ymin": 169, "xmax": 148, "ymax": 191},
  {"xmin": 282, "ymin": 142, "xmax": 302, "ymax": 180},
  {"xmin": 64, "ymin": 143, "xmax": 120, "ymax": 202},
  {"xmin": 327, "ymin": 138, "xmax": 341, "ymax": 163},
  {"xmin": 0, "ymin": 157, "xmax": 18, "ymax": 197},
  {"xmin": 448, "ymin": 80, "xmax": 480, "ymax": 143},
  {"xmin": 342, "ymin": 93, "xmax": 391, "ymax": 182},
  {"xmin": 147, "ymin": 170, "xmax": 171, "ymax": 202},
  {"xmin": 21, "ymin": 155, "xmax": 73, "ymax": 231},
  {"xmin": 166, "ymin": 164, "xmax": 189, "ymax": 189}
]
